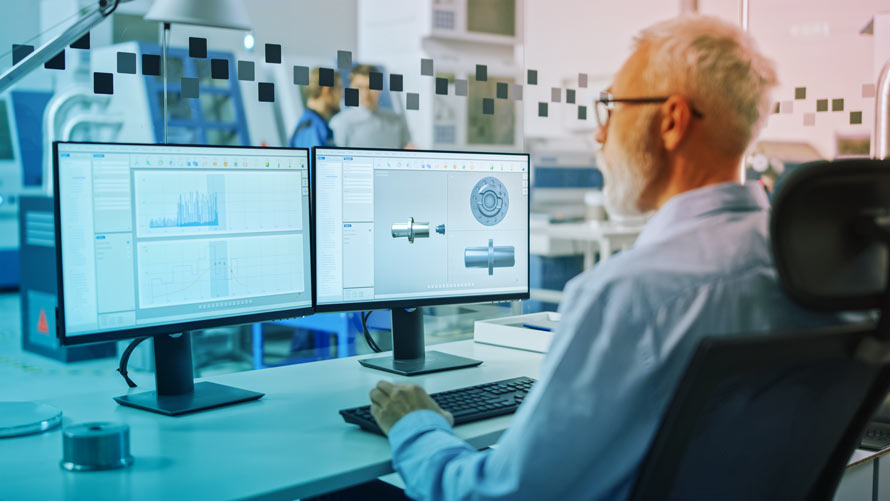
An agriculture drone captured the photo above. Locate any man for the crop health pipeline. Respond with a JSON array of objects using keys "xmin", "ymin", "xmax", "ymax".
[
  {"xmin": 290, "ymin": 67, "xmax": 341, "ymax": 149},
  {"xmin": 367, "ymin": 16, "xmax": 840, "ymax": 500},
  {"xmin": 329, "ymin": 64, "xmax": 413, "ymax": 149}
]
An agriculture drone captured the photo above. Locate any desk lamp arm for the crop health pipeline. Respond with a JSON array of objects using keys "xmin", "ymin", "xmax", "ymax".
[{"xmin": 0, "ymin": 0, "xmax": 128, "ymax": 94}]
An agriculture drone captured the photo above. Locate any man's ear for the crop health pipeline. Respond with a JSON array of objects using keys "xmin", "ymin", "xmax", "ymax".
[{"xmin": 661, "ymin": 95, "xmax": 692, "ymax": 152}]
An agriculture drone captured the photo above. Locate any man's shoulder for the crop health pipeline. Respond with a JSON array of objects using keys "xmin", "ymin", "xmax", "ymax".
[
  {"xmin": 563, "ymin": 225, "xmax": 773, "ymax": 317},
  {"xmin": 561, "ymin": 249, "xmax": 658, "ymax": 316},
  {"xmin": 374, "ymin": 108, "xmax": 404, "ymax": 124}
]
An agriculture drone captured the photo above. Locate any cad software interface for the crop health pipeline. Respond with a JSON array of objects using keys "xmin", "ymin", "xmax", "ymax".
[
  {"xmin": 57, "ymin": 143, "xmax": 312, "ymax": 337},
  {"xmin": 315, "ymin": 148, "xmax": 529, "ymax": 306}
]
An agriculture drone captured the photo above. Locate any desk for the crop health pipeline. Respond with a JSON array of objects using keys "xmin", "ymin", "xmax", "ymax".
[
  {"xmin": 0, "ymin": 341, "xmax": 541, "ymax": 500},
  {"xmin": 0, "ymin": 339, "xmax": 883, "ymax": 500}
]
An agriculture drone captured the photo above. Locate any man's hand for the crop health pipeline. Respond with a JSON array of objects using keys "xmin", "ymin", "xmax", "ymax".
[{"xmin": 369, "ymin": 381, "xmax": 454, "ymax": 436}]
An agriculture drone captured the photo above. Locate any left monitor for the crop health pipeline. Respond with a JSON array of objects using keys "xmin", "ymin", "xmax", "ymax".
[{"xmin": 53, "ymin": 141, "xmax": 313, "ymax": 415}]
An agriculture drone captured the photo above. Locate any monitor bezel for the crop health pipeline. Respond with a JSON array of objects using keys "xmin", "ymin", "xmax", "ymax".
[
  {"xmin": 53, "ymin": 141, "xmax": 315, "ymax": 346},
  {"xmin": 310, "ymin": 145, "xmax": 531, "ymax": 313}
]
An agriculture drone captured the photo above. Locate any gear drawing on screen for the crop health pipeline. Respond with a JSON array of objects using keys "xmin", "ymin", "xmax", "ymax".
[
  {"xmin": 464, "ymin": 239, "xmax": 515, "ymax": 275},
  {"xmin": 470, "ymin": 177, "xmax": 509, "ymax": 226}
]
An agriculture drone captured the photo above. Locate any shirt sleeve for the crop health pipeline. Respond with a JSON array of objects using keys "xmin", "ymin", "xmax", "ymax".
[
  {"xmin": 387, "ymin": 273, "xmax": 664, "ymax": 500},
  {"xmin": 328, "ymin": 114, "xmax": 349, "ymax": 147},
  {"xmin": 399, "ymin": 113, "xmax": 412, "ymax": 148}
]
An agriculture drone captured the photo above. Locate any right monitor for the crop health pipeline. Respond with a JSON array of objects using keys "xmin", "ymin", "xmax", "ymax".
[{"xmin": 313, "ymin": 147, "xmax": 529, "ymax": 312}]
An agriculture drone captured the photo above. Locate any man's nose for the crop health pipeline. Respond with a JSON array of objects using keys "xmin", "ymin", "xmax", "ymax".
[{"xmin": 594, "ymin": 124, "xmax": 607, "ymax": 144}]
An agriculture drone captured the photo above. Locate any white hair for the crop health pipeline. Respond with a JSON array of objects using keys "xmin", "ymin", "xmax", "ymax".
[{"xmin": 634, "ymin": 15, "xmax": 778, "ymax": 155}]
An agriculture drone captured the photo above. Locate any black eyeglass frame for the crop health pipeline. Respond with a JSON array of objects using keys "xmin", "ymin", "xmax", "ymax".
[{"xmin": 595, "ymin": 91, "xmax": 704, "ymax": 128}]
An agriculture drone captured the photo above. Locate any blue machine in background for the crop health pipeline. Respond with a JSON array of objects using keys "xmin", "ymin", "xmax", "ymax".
[
  {"xmin": 0, "ymin": 90, "xmax": 54, "ymax": 289},
  {"xmin": 142, "ymin": 45, "xmax": 250, "ymax": 146},
  {"xmin": 18, "ymin": 195, "xmax": 116, "ymax": 361}
]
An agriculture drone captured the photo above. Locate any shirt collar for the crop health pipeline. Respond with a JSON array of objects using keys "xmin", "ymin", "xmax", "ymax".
[{"xmin": 634, "ymin": 182, "xmax": 770, "ymax": 247}]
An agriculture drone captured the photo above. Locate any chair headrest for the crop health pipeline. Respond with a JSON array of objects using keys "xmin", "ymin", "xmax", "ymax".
[{"xmin": 770, "ymin": 158, "xmax": 889, "ymax": 311}]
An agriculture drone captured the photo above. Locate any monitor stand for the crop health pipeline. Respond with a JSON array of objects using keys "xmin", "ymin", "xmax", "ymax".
[
  {"xmin": 358, "ymin": 308, "xmax": 483, "ymax": 376},
  {"xmin": 113, "ymin": 332, "xmax": 263, "ymax": 416}
]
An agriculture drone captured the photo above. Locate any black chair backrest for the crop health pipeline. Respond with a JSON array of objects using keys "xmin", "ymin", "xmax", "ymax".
[
  {"xmin": 630, "ymin": 159, "xmax": 890, "ymax": 501},
  {"xmin": 629, "ymin": 324, "xmax": 890, "ymax": 500},
  {"xmin": 770, "ymin": 159, "xmax": 888, "ymax": 313}
]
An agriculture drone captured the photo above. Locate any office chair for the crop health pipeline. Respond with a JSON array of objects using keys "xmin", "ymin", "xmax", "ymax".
[{"xmin": 629, "ymin": 159, "xmax": 890, "ymax": 501}]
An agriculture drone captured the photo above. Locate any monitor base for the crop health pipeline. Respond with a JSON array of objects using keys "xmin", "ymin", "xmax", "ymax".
[
  {"xmin": 113, "ymin": 382, "xmax": 263, "ymax": 416},
  {"xmin": 359, "ymin": 350, "xmax": 482, "ymax": 376}
]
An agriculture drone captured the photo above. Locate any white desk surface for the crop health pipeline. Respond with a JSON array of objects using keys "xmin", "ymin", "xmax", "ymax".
[
  {"xmin": 0, "ymin": 340, "xmax": 542, "ymax": 500},
  {"xmin": 1, "ymin": 338, "xmax": 880, "ymax": 500}
]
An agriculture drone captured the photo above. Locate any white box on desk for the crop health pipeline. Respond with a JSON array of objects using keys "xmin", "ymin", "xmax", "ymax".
[{"xmin": 473, "ymin": 312, "xmax": 560, "ymax": 353}]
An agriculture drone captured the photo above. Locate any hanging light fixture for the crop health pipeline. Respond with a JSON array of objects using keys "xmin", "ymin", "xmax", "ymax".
[
  {"xmin": 144, "ymin": 0, "xmax": 251, "ymax": 30},
  {"xmin": 144, "ymin": 0, "xmax": 251, "ymax": 144}
]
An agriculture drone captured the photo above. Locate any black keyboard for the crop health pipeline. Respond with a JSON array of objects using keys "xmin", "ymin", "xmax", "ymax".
[
  {"xmin": 860, "ymin": 422, "xmax": 890, "ymax": 451},
  {"xmin": 340, "ymin": 376, "xmax": 536, "ymax": 435}
]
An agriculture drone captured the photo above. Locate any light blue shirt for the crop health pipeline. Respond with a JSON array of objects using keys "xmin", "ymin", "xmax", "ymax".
[
  {"xmin": 387, "ymin": 182, "xmax": 841, "ymax": 500},
  {"xmin": 329, "ymin": 107, "xmax": 411, "ymax": 149}
]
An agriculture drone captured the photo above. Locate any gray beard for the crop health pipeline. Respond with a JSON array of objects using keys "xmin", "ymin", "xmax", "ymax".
[
  {"xmin": 599, "ymin": 150, "xmax": 649, "ymax": 218},
  {"xmin": 597, "ymin": 109, "xmax": 662, "ymax": 220}
]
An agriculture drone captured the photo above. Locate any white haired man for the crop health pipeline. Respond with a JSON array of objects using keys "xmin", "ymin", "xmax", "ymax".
[{"xmin": 367, "ymin": 16, "xmax": 838, "ymax": 499}]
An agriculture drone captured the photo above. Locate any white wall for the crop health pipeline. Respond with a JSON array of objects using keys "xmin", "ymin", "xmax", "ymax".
[
  {"xmin": 0, "ymin": 2, "xmax": 42, "ymax": 72},
  {"xmin": 705, "ymin": 0, "xmax": 885, "ymax": 158},
  {"xmin": 164, "ymin": 0, "xmax": 358, "ymax": 60},
  {"xmin": 521, "ymin": 0, "xmax": 888, "ymax": 158},
  {"xmin": 521, "ymin": 0, "xmax": 681, "ymax": 139}
]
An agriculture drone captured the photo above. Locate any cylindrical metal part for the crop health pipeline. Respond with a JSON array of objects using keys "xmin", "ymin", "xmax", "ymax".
[
  {"xmin": 391, "ymin": 217, "xmax": 430, "ymax": 243},
  {"xmin": 464, "ymin": 239, "xmax": 516, "ymax": 275},
  {"xmin": 60, "ymin": 422, "xmax": 134, "ymax": 472},
  {"xmin": 875, "ymin": 58, "xmax": 890, "ymax": 160}
]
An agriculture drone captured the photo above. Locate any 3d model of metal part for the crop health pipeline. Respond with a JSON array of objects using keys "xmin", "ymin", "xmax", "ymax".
[
  {"xmin": 391, "ymin": 217, "xmax": 430, "ymax": 243},
  {"xmin": 436, "ymin": 224, "xmax": 445, "ymax": 235},
  {"xmin": 470, "ymin": 177, "xmax": 510, "ymax": 226},
  {"xmin": 464, "ymin": 239, "xmax": 515, "ymax": 275}
]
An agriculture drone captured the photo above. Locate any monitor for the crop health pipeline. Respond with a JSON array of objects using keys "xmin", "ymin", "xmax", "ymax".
[
  {"xmin": 54, "ymin": 142, "xmax": 313, "ymax": 414},
  {"xmin": 313, "ymin": 146, "xmax": 529, "ymax": 375}
]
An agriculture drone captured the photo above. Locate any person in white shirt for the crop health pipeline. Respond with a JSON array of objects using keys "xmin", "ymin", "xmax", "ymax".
[
  {"xmin": 363, "ymin": 15, "xmax": 843, "ymax": 500},
  {"xmin": 330, "ymin": 64, "xmax": 413, "ymax": 149}
]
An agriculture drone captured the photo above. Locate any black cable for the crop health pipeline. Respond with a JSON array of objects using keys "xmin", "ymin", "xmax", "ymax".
[
  {"xmin": 361, "ymin": 311, "xmax": 383, "ymax": 353},
  {"xmin": 117, "ymin": 336, "xmax": 149, "ymax": 388}
]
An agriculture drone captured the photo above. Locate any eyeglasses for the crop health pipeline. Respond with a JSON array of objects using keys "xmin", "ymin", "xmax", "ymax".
[{"xmin": 594, "ymin": 91, "xmax": 704, "ymax": 128}]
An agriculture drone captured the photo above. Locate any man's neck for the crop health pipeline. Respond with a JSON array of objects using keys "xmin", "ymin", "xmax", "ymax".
[
  {"xmin": 306, "ymin": 101, "xmax": 331, "ymax": 121},
  {"xmin": 651, "ymin": 154, "xmax": 743, "ymax": 210}
]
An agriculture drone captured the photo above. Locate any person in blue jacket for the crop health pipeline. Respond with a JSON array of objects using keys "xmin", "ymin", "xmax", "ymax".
[{"xmin": 290, "ymin": 67, "xmax": 341, "ymax": 148}]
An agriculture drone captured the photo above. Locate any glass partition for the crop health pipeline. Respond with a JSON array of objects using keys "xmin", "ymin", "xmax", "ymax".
[{"xmin": 2, "ymin": 0, "xmax": 886, "ymax": 379}]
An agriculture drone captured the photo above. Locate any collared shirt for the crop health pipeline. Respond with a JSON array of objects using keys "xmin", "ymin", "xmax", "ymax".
[
  {"xmin": 329, "ymin": 107, "xmax": 411, "ymax": 149},
  {"xmin": 387, "ymin": 182, "xmax": 842, "ymax": 500},
  {"xmin": 290, "ymin": 109, "xmax": 333, "ymax": 149}
]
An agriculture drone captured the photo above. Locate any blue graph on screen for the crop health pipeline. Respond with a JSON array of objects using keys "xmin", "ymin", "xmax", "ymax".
[{"xmin": 149, "ymin": 191, "xmax": 220, "ymax": 228}]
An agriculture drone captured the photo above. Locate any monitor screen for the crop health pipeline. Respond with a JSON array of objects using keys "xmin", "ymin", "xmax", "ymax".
[
  {"xmin": 314, "ymin": 147, "xmax": 529, "ymax": 309},
  {"xmin": 55, "ymin": 142, "xmax": 312, "ymax": 341}
]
